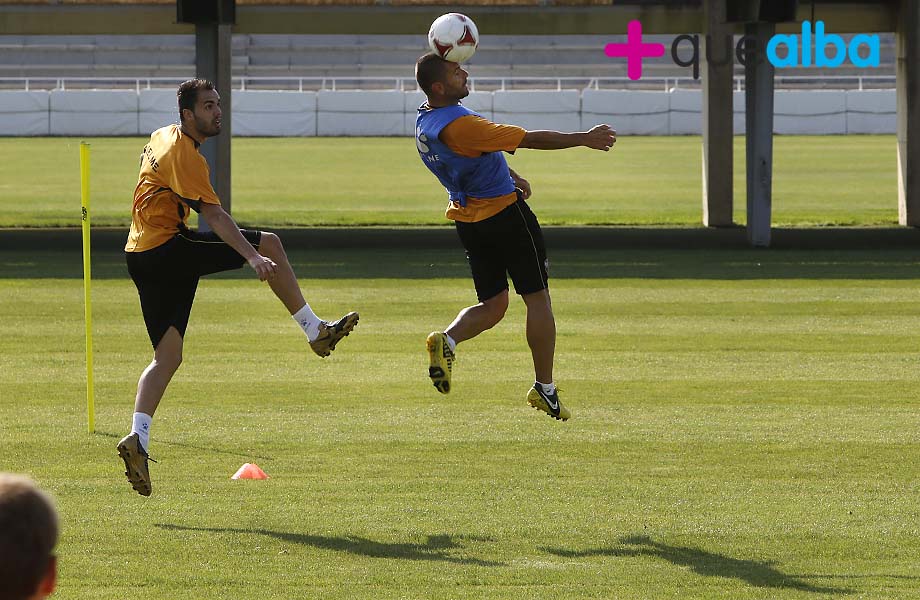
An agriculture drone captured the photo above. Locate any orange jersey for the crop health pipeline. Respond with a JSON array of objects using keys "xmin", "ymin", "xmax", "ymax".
[
  {"xmin": 125, "ymin": 124, "xmax": 221, "ymax": 252},
  {"xmin": 438, "ymin": 115, "xmax": 526, "ymax": 223}
]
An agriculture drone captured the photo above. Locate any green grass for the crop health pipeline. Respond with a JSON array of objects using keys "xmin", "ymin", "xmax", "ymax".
[
  {"xmin": 0, "ymin": 135, "xmax": 899, "ymax": 228},
  {"xmin": 1, "ymin": 246, "xmax": 918, "ymax": 598}
]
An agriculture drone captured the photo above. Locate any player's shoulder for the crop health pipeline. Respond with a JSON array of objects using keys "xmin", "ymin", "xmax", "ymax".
[
  {"xmin": 149, "ymin": 123, "xmax": 180, "ymax": 143},
  {"xmin": 155, "ymin": 125, "xmax": 203, "ymax": 162},
  {"xmin": 449, "ymin": 113, "xmax": 495, "ymax": 133},
  {"xmin": 146, "ymin": 124, "xmax": 179, "ymax": 154}
]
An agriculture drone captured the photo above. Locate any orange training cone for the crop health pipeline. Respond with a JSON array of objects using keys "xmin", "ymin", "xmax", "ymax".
[{"xmin": 231, "ymin": 463, "xmax": 269, "ymax": 480}]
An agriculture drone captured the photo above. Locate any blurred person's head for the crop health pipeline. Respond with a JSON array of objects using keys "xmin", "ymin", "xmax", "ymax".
[{"xmin": 0, "ymin": 474, "xmax": 58, "ymax": 600}]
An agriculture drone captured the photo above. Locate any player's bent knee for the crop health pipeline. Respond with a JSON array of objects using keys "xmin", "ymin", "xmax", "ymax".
[
  {"xmin": 259, "ymin": 231, "xmax": 281, "ymax": 253},
  {"xmin": 522, "ymin": 288, "xmax": 552, "ymax": 309},
  {"xmin": 156, "ymin": 343, "xmax": 182, "ymax": 371},
  {"xmin": 154, "ymin": 352, "xmax": 182, "ymax": 374},
  {"xmin": 489, "ymin": 303, "xmax": 508, "ymax": 324},
  {"xmin": 483, "ymin": 291, "xmax": 509, "ymax": 324},
  {"xmin": 154, "ymin": 328, "xmax": 184, "ymax": 372}
]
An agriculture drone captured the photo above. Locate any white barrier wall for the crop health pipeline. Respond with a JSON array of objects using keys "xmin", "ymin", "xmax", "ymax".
[
  {"xmin": 494, "ymin": 90, "xmax": 581, "ymax": 132},
  {"xmin": 49, "ymin": 90, "xmax": 138, "ymax": 136},
  {"xmin": 139, "ymin": 89, "xmax": 177, "ymax": 134},
  {"xmin": 582, "ymin": 89, "xmax": 669, "ymax": 135},
  {"xmin": 0, "ymin": 91, "xmax": 49, "ymax": 135},
  {"xmin": 0, "ymin": 88, "xmax": 900, "ymax": 137},
  {"xmin": 464, "ymin": 92, "xmax": 495, "ymax": 120},
  {"xmin": 403, "ymin": 90, "xmax": 426, "ymax": 136},
  {"xmin": 668, "ymin": 89, "xmax": 703, "ymax": 135},
  {"xmin": 846, "ymin": 89, "xmax": 896, "ymax": 134},
  {"xmin": 733, "ymin": 91, "xmax": 746, "ymax": 134},
  {"xmin": 318, "ymin": 90, "xmax": 404, "ymax": 136},
  {"xmin": 774, "ymin": 90, "xmax": 847, "ymax": 135},
  {"xmin": 235, "ymin": 90, "xmax": 317, "ymax": 136}
]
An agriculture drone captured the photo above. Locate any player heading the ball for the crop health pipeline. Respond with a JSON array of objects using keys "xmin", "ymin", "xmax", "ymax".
[{"xmin": 414, "ymin": 53, "xmax": 616, "ymax": 421}]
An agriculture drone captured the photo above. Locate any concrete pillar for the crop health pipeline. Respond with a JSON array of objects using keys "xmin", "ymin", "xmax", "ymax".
[
  {"xmin": 701, "ymin": 0, "xmax": 734, "ymax": 227},
  {"xmin": 897, "ymin": 0, "xmax": 920, "ymax": 226},
  {"xmin": 195, "ymin": 22, "xmax": 232, "ymax": 216},
  {"xmin": 744, "ymin": 22, "xmax": 775, "ymax": 247}
]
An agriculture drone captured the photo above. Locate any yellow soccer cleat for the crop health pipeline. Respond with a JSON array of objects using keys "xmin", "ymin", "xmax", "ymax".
[
  {"xmin": 310, "ymin": 312, "xmax": 359, "ymax": 357},
  {"xmin": 526, "ymin": 385, "xmax": 571, "ymax": 421},
  {"xmin": 117, "ymin": 432, "xmax": 154, "ymax": 497},
  {"xmin": 426, "ymin": 331, "xmax": 455, "ymax": 394}
]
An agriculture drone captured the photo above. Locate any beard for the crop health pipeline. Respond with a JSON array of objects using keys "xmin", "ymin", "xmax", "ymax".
[
  {"xmin": 449, "ymin": 84, "xmax": 470, "ymax": 103},
  {"xmin": 196, "ymin": 114, "xmax": 221, "ymax": 137}
]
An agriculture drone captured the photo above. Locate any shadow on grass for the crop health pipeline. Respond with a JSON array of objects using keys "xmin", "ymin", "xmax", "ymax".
[
  {"xmin": 155, "ymin": 523, "xmax": 503, "ymax": 566},
  {"xmin": 95, "ymin": 430, "xmax": 273, "ymax": 461},
  {"xmin": 790, "ymin": 573, "xmax": 920, "ymax": 582},
  {"xmin": 542, "ymin": 535, "xmax": 853, "ymax": 595},
  {"xmin": 4, "ymin": 246, "xmax": 920, "ymax": 281}
]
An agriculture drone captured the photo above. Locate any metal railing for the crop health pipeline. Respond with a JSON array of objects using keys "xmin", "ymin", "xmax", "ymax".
[{"xmin": 0, "ymin": 75, "xmax": 899, "ymax": 92}]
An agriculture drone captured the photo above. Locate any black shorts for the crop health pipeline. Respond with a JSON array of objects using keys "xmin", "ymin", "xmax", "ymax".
[
  {"xmin": 454, "ymin": 197, "xmax": 549, "ymax": 302},
  {"xmin": 126, "ymin": 228, "xmax": 262, "ymax": 348}
]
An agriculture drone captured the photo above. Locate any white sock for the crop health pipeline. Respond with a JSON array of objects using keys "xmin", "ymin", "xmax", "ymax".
[
  {"xmin": 445, "ymin": 333, "xmax": 457, "ymax": 353},
  {"xmin": 537, "ymin": 381, "xmax": 556, "ymax": 395},
  {"xmin": 293, "ymin": 303, "xmax": 323, "ymax": 342},
  {"xmin": 132, "ymin": 412, "xmax": 152, "ymax": 452}
]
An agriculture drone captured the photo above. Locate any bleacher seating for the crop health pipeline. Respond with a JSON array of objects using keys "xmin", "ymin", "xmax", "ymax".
[{"xmin": 0, "ymin": 32, "xmax": 898, "ymax": 85}]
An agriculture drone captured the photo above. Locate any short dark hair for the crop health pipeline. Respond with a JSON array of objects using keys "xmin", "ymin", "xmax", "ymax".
[
  {"xmin": 177, "ymin": 78, "xmax": 215, "ymax": 122},
  {"xmin": 415, "ymin": 53, "xmax": 449, "ymax": 96},
  {"xmin": 0, "ymin": 474, "xmax": 59, "ymax": 600}
]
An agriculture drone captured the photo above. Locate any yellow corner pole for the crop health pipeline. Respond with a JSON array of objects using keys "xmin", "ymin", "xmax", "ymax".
[{"xmin": 80, "ymin": 142, "xmax": 95, "ymax": 433}]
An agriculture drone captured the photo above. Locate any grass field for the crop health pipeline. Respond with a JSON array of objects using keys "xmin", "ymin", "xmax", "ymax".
[
  {"xmin": 1, "ymin": 245, "xmax": 918, "ymax": 598},
  {"xmin": 0, "ymin": 135, "xmax": 898, "ymax": 228}
]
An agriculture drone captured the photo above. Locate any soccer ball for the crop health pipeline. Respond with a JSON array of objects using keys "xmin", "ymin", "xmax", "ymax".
[{"xmin": 428, "ymin": 13, "xmax": 479, "ymax": 63}]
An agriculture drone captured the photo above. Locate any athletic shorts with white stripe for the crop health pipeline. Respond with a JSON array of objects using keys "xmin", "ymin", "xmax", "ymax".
[
  {"xmin": 125, "ymin": 228, "xmax": 262, "ymax": 348},
  {"xmin": 454, "ymin": 195, "xmax": 549, "ymax": 302}
]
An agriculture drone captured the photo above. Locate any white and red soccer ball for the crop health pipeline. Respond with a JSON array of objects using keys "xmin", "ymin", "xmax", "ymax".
[{"xmin": 428, "ymin": 13, "xmax": 480, "ymax": 63}]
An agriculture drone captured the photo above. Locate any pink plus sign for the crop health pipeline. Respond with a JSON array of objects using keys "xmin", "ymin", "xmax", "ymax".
[{"xmin": 604, "ymin": 20, "xmax": 666, "ymax": 80}]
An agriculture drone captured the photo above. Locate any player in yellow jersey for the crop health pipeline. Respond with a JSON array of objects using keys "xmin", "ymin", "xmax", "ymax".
[
  {"xmin": 117, "ymin": 79, "xmax": 358, "ymax": 496},
  {"xmin": 415, "ymin": 54, "xmax": 616, "ymax": 421}
]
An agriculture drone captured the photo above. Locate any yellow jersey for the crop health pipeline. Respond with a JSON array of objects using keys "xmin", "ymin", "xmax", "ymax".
[
  {"xmin": 438, "ymin": 115, "xmax": 526, "ymax": 223},
  {"xmin": 125, "ymin": 124, "xmax": 222, "ymax": 252}
]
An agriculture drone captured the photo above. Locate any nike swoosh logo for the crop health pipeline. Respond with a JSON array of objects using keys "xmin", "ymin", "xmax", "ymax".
[{"xmin": 542, "ymin": 391, "xmax": 559, "ymax": 411}]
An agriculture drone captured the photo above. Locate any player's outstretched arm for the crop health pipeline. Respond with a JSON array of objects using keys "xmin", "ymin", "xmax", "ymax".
[
  {"xmin": 199, "ymin": 203, "xmax": 277, "ymax": 281},
  {"xmin": 519, "ymin": 124, "xmax": 616, "ymax": 151}
]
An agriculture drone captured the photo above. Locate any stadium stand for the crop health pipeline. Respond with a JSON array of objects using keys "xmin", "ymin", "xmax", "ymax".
[
  {"xmin": 0, "ymin": 31, "xmax": 898, "ymax": 88},
  {"xmin": 0, "ymin": 0, "xmax": 898, "ymax": 89}
]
